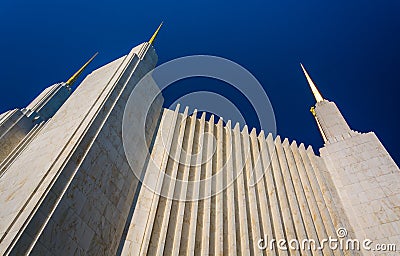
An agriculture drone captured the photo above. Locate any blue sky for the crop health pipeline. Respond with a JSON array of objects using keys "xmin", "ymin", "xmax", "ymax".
[{"xmin": 0, "ymin": 0, "xmax": 399, "ymax": 163}]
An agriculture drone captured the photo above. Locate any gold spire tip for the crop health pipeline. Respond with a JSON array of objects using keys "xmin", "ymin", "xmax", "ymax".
[
  {"xmin": 66, "ymin": 52, "xmax": 98, "ymax": 86},
  {"xmin": 300, "ymin": 63, "xmax": 324, "ymax": 103},
  {"xmin": 149, "ymin": 22, "xmax": 163, "ymax": 45}
]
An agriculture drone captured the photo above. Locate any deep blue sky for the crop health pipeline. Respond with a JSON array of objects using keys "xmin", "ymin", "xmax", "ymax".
[{"xmin": 0, "ymin": 1, "xmax": 399, "ymax": 164}]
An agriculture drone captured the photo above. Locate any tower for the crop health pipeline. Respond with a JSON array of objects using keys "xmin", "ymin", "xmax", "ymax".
[
  {"xmin": 0, "ymin": 25, "xmax": 163, "ymax": 255},
  {"xmin": 0, "ymin": 53, "xmax": 97, "ymax": 165},
  {"xmin": 302, "ymin": 64, "xmax": 400, "ymax": 253}
]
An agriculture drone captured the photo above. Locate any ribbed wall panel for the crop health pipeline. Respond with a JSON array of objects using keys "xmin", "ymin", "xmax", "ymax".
[
  {"xmin": 282, "ymin": 140, "xmax": 318, "ymax": 256},
  {"xmin": 242, "ymin": 127, "xmax": 262, "ymax": 256},
  {"xmin": 199, "ymin": 114, "xmax": 214, "ymax": 255},
  {"xmin": 147, "ymin": 106, "xmax": 189, "ymax": 255},
  {"xmin": 170, "ymin": 109, "xmax": 196, "ymax": 255},
  {"xmin": 233, "ymin": 123, "xmax": 251, "ymax": 255},
  {"xmin": 287, "ymin": 141, "xmax": 322, "ymax": 256},
  {"xmin": 291, "ymin": 143, "xmax": 330, "ymax": 254},
  {"xmin": 164, "ymin": 107, "xmax": 193, "ymax": 255},
  {"xmin": 270, "ymin": 136, "xmax": 299, "ymax": 256},
  {"xmin": 306, "ymin": 150, "xmax": 358, "ymax": 256},
  {"xmin": 185, "ymin": 112, "xmax": 206, "ymax": 255},
  {"xmin": 254, "ymin": 131, "xmax": 276, "ymax": 256},
  {"xmin": 301, "ymin": 147, "xmax": 343, "ymax": 256},
  {"xmin": 215, "ymin": 118, "xmax": 224, "ymax": 255},
  {"xmin": 123, "ymin": 107, "xmax": 356, "ymax": 256},
  {"xmin": 262, "ymin": 134, "xmax": 288, "ymax": 256}
]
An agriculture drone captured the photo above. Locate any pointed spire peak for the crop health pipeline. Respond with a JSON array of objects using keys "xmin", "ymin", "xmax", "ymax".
[
  {"xmin": 174, "ymin": 103, "xmax": 181, "ymax": 112},
  {"xmin": 217, "ymin": 117, "xmax": 223, "ymax": 126},
  {"xmin": 283, "ymin": 138, "xmax": 290, "ymax": 145},
  {"xmin": 66, "ymin": 52, "xmax": 98, "ymax": 87},
  {"xmin": 149, "ymin": 22, "xmax": 163, "ymax": 45},
  {"xmin": 242, "ymin": 125, "xmax": 249, "ymax": 134},
  {"xmin": 300, "ymin": 63, "xmax": 324, "ymax": 103},
  {"xmin": 183, "ymin": 106, "xmax": 189, "ymax": 116},
  {"xmin": 191, "ymin": 109, "xmax": 198, "ymax": 120},
  {"xmin": 209, "ymin": 114, "xmax": 215, "ymax": 123},
  {"xmin": 200, "ymin": 111, "xmax": 206, "ymax": 120},
  {"xmin": 306, "ymin": 145, "xmax": 314, "ymax": 153},
  {"xmin": 275, "ymin": 135, "xmax": 282, "ymax": 144}
]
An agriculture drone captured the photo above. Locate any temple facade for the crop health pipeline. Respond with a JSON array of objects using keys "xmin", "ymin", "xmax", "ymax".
[{"xmin": 0, "ymin": 26, "xmax": 399, "ymax": 255}]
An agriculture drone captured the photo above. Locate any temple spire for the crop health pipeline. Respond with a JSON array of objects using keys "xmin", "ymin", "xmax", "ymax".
[
  {"xmin": 300, "ymin": 63, "xmax": 324, "ymax": 102},
  {"xmin": 148, "ymin": 22, "xmax": 163, "ymax": 45},
  {"xmin": 66, "ymin": 52, "xmax": 98, "ymax": 87}
]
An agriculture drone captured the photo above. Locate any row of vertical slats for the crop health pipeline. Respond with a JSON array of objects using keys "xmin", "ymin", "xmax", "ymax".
[
  {"xmin": 252, "ymin": 131, "xmax": 275, "ymax": 256},
  {"xmin": 139, "ymin": 105, "xmax": 180, "ymax": 256},
  {"xmin": 122, "ymin": 104, "xmax": 180, "ymax": 255},
  {"xmin": 233, "ymin": 123, "xmax": 251, "ymax": 255},
  {"xmin": 306, "ymin": 149, "xmax": 357, "ymax": 256},
  {"xmin": 169, "ymin": 108, "xmax": 197, "ymax": 255},
  {"xmin": 199, "ymin": 114, "xmax": 214, "ymax": 255},
  {"xmin": 145, "ymin": 106, "xmax": 187, "ymax": 255},
  {"xmin": 281, "ymin": 140, "xmax": 318, "ymax": 256},
  {"xmin": 242, "ymin": 127, "xmax": 262, "ymax": 256},
  {"xmin": 125, "ymin": 107, "xmax": 349, "ymax": 256},
  {"xmin": 185, "ymin": 112, "xmax": 205, "ymax": 255},
  {"xmin": 225, "ymin": 120, "xmax": 237, "ymax": 255}
]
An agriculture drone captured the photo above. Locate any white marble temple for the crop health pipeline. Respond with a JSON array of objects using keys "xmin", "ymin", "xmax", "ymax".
[{"xmin": 0, "ymin": 39, "xmax": 398, "ymax": 256}]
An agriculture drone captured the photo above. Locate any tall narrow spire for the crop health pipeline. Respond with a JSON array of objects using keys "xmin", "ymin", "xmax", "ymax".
[
  {"xmin": 148, "ymin": 22, "xmax": 163, "ymax": 45},
  {"xmin": 300, "ymin": 63, "xmax": 324, "ymax": 103},
  {"xmin": 66, "ymin": 52, "xmax": 98, "ymax": 87}
]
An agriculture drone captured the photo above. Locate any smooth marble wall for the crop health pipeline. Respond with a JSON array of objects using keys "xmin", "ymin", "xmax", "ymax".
[{"xmin": 0, "ymin": 43, "xmax": 163, "ymax": 255}]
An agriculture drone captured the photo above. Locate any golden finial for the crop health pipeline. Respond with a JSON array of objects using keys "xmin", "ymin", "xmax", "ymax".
[
  {"xmin": 310, "ymin": 106, "xmax": 316, "ymax": 116},
  {"xmin": 66, "ymin": 52, "xmax": 98, "ymax": 86},
  {"xmin": 300, "ymin": 63, "xmax": 324, "ymax": 103},
  {"xmin": 148, "ymin": 22, "xmax": 163, "ymax": 45},
  {"xmin": 310, "ymin": 106, "xmax": 327, "ymax": 142}
]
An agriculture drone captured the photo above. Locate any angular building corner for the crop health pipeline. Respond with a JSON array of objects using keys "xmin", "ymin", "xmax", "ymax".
[
  {"xmin": 0, "ymin": 33, "xmax": 164, "ymax": 254},
  {"xmin": 302, "ymin": 64, "xmax": 400, "ymax": 252}
]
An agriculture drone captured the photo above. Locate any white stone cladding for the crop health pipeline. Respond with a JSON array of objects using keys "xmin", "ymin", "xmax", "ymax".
[
  {"xmin": 24, "ymin": 83, "xmax": 71, "ymax": 120},
  {"xmin": 0, "ymin": 83, "xmax": 72, "ymax": 165},
  {"xmin": 320, "ymin": 132, "xmax": 400, "ymax": 255},
  {"xmin": 0, "ymin": 109, "xmax": 35, "ymax": 163},
  {"xmin": 26, "ymin": 84, "xmax": 60, "ymax": 111},
  {"xmin": 0, "ymin": 40, "xmax": 399, "ymax": 256},
  {"xmin": 120, "ymin": 106, "xmax": 359, "ymax": 256},
  {"xmin": 312, "ymin": 98, "xmax": 400, "ymax": 255},
  {"xmin": 0, "ymin": 43, "xmax": 163, "ymax": 255},
  {"xmin": 0, "ymin": 110, "xmax": 12, "ymax": 124},
  {"xmin": 313, "ymin": 100, "xmax": 353, "ymax": 143}
]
